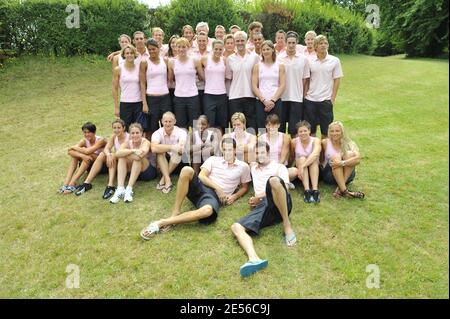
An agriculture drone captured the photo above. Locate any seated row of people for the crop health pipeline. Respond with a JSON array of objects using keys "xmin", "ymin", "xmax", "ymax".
[{"xmin": 59, "ymin": 112, "xmax": 364, "ymax": 203}]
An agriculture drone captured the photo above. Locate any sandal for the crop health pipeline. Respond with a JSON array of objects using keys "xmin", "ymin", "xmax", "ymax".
[
  {"xmin": 342, "ymin": 188, "xmax": 365, "ymax": 199},
  {"xmin": 161, "ymin": 184, "xmax": 172, "ymax": 194},
  {"xmin": 333, "ymin": 189, "xmax": 343, "ymax": 198},
  {"xmin": 156, "ymin": 181, "xmax": 165, "ymax": 190},
  {"xmin": 285, "ymin": 232, "xmax": 297, "ymax": 247},
  {"xmin": 140, "ymin": 222, "xmax": 160, "ymax": 240}
]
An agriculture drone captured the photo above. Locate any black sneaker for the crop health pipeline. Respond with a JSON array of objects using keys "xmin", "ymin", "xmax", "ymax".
[
  {"xmin": 75, "ymin": 183, "xmax": 92, "ymax": 196},
  {"xmin": 303, "ymin": 190, "xmax": 312, "ymax": 203},
  {"xmin": 102, "ymin": 186, "xmax": 116, "ymax": 200},
  {"xmin": 312, "ymin": 190, "xmax": 320, "ymax": 203}
]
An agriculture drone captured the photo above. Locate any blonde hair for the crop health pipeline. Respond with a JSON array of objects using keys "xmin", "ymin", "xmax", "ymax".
[
  {"xmin": 212, "ymin": 39, "xmax": 224, "ymax": 49},
  {"xmin": 176, "ymin": 37, "xmax": 190, "ymax": 47},
  {"xmin": 314, "ymin": 35, "xmax": 328, "ymax": 49},
  {"xmin": 261, "ymin": 40, "xmax": 276, "ymax": 62},
  {"xmin": 120, "ymin": 44, "xmax": 138, "ymax": 59},
  {"xmin": 118, "ymin": 34, "xmax": 131, "ymax": 44},
  {"xmin": 152, "ymin": 27, "xmax": 164, "ymax": 36},
  {"xmin": 234, "ymin": 31, "xmax": 248, "ymax": 41},
  {"xmin": 328, "ymin": 121, "xmax": 359, "ymax": 154},
  {"xmin": 305, "ymin": 30, "xmax": 317, "ymax": 38},
  {"xmin": 231, "ymin": 112, "xmax": 246, "ymax": 126},
  {"xmin": 129, "ymin": 123, "xmax": 143, "ymax": 133},
  {"xmin": 196, "ymin": 21, "xmax": 209, "ymax": 32}
]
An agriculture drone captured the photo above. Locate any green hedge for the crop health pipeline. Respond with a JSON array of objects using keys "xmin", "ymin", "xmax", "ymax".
[{"xmin": 1, "ymin": 0, "xmax": 148, "ymax": 56}]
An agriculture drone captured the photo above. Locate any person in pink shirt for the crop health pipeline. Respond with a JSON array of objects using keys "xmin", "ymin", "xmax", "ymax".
[
  {"xmin": 194, "ymin": 22, "xmax": 214, "ymax": 51},
  {"xmin": 75, "ymin": 119, "xmax": 130, "ymax": 199},
  {"xmin": 151, "ymin": 112, "xmax": 188, "ymax": 194},
  {"xmin": 192, "ymin": 31, "xmax": 210, "ymax": 114},
  {"xmin": 168, "ymin": 37, "xmax": 204, "ymax": 129},
  {"xmin": 223, "ymin": 112, "xmax": 257, "ymax": 163},
  {"xmin": 288, "ymin": 121, "xmax": 321, "ymax": 203},
  {"xmin": 274, "ymin": 30, "xmax": 286, "ymax": 55},
  {"xmin": 167, "ymin": 34, "xmax": 180, "ymax": 105},
  {"xmin": 110, "ymin": 123, "xmax": 155, "ymax": 204},
  {"xmin": 229, "ymin": 25, "xmax": 241, "ymax": 35},
  {"xmin": 279, "ymin": 31, "xmax": 311, "ymax": 136},
  {"xmin": 223, "ymin": 34, "xmax": 236, "ymax": 58},
  {"xmin": 320, "ymin": 121, "xmax": 364, "ymax": 199},
  {"xmin": 182, "ymin": 24, "xmax": 195, "ymax": 52},
  {"xmin": 151, "ymin": 27, "xmax": 168, "ymax": 57},
  {"xmin": 304, "ymin": 35, "xmax": 343, "ymax": 138},
  {"xmin": 231, "ymin": 141, "xmax": 296, "ymax": 277},
  {"xmin": 258, "ymin": 114, "xmax": 290, "ymax": 165},
  {"xmin": 226, "ymin": 31, "xmax": 260, "ymax": 132},
  {"xmin": 139, "ymin": 38, "xmax": 171, "ymax": 137},
  {"xmin": 59, "ymin": 122, "xmax": 106, "ymax": 194},
  {"xmin": 190, "ymin": 115, "xmax": 220, "ymax": 174},
  {"xmin": 107, "ymin": 31, "xmax": 149, "ymax": 67},
  {"xmin": 112, "ymin": 44, "xmax": 144, "ymax": 131},
  {"xmin": 140, "ymin": 138, "xmax": 251, "ymax": 240},
  {"xmin": 201, "ymin": 39, "xmax": 228, "ymax": 133},
  {"xmin": 251, "ymin": 32, "xmax": 265, "ymax": 56},
  {"xmin": 252, "ymin": 40, "xmax": 286, "ymax": 132}
]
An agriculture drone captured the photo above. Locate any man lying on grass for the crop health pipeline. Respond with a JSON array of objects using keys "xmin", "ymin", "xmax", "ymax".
[
  {"xmin": 231, "ymin": 142, "xmax": 296, "ymax": 278},
  {"xmin": 140, "ymin": 138, "xmax": 251, "ymax": 239}
]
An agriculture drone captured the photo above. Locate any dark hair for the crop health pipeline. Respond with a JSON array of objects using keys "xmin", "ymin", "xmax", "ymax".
[
  {"xmin": 295, "ymin": 120, "xmax": 311, "ymax": 132},
  {"xmin": 286, "ymin": 31, "xmax": 299, "ymax": 42},
  {"xmin": 146, "ymin": 38, "xmax": 159, "ymax": 48},
  {"xmin": 256, "ymin": 141, "xmax": 270, "ymax": 152},
  {"xmin": 112, "ymin": 119, "xmax": 126, "ymax": 128},
  {"xmin": 168, "ymin": 34, "xmax": 180, "ymax": 57},
  {"xmin": 266, "ymin": 114, "xmax": 280, "ymax": 125},
  {"xmin": 222, "ymin": 137, "xmax": 237, "ymax": 149},
  {"xmin": 82, "ymin": 122, "xmax": 96, "ymax": 133}
]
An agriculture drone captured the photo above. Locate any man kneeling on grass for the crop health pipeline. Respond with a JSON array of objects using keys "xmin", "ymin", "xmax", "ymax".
[
  {"xmin": 140, "ymin": 138, "xmax": 251, "ymax": 239},
  {"xmin": 231, "ymin": 142, "xmax": 297, "ymax": 278}
]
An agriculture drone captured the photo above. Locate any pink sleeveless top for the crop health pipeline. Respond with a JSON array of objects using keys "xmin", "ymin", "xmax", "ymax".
[
  {"xmin": 193, "ymin": 130, "xmax": 213, "ymax": 145},
  {"xmin": 114, "ymin": 132, "xmax": 129, "ymax": 151},
  {"xmin": 146, "ymin": 57, "xmax": 169, "ymax": 95},
  {"xmin": 118, "ymin": 55, "xmax": 125, "ymax": 67},
  {"xmin": 119, "ymin": 62, "xmax": 142, "ymax": 103},
  {"xmin": 295, "ymin": 137, "xmax": 315, "ymax": 158},
  {"xmin": 261, "ymin": 132, "xmax": 284, "ymax": 163},
  {"xmin": 230, "ymin": 131, "xmax": 252, "ymax": 145},
  {"xmin": 174, "ymin": 57, "xmax": 198, "ymax": 97},
  {"xmin": 324, "ymin": 139, "xmax": 341, "ymax": 165},
  {"xmin": 258, "ymin": 61, "xmax": 280, "ymax": 101},
  {"xmin": 85, "ymin": 136, "xmax": 103, "ymax": 155},
  {"xmin": 204, "ymin": 56, "xmax": 226, "ymax": 95}
]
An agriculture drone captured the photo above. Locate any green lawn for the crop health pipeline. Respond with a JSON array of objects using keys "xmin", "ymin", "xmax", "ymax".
[{"xmin": 0, "ymin": 54, "xmax": 448, "ymax": 298}]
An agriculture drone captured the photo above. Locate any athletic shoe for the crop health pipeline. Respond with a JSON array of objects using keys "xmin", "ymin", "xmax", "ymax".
[
  {"xmin": 124, "ymin": 187, "xmax": 134, "ymax": 203},
  {"xmin": 102, "ymin": 186, "xmax": 116, "ymax": 200},
  {"xmin": 75, "ymin": 183, "xmax": 92, "ymax": 196},
  {"xmin": 312, "ymin": 190, "xmax": 320, "ymax": 203},
  {"xmin": 303, "ymin": 190, "xmax": 313, "ymax": 203},
  {"xmin": 110, "ymin": 187, "xmax": 125, "ymax": 204}
]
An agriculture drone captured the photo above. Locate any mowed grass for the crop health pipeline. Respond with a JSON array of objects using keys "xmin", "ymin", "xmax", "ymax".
[{"xmin": 0, "ymin": 54, "xmax": 448, "ymax": 298}]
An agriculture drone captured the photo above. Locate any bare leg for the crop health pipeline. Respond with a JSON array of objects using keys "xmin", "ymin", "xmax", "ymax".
[
  {"xmin": 157, "ymin": 205, "xmax": 213, "ymax": 227},
  {"xmin": 269, "ymin": 177, "xmax": 293, "ymax": 236},
  {"xmin": 69, "ymin": 159, "xmax": 91, "ymax": 186},
  {"xmin": 288, "ymin": 167, "xmax": 298, "ymax": 182},
  {"xmin": 157, "ymin": 153, "xmax": 170, "ymax": 187},
  {"xmin": 85, "ymin": 153, "xmax": 106, "ymax": 184},
  {"xmin": 116, "ymin": 157, "xmax": 128, "ymax": 188},
  {"xmin": 127, "ymin": 158, "xmax": 147, "ymax": 188},
  {"xmin": 171, "ymin": 166, "xmax": 194, "ymax": 216},
  {"xmin": 107, "ymin": 163, "xmax": 116, "ymax": 187},
  {"xmin": 330, "ymin": 155, "xmax": 346, "ymax": 192},
  {"xmin": 231, "ymin": 223, "xmax": 261, "ymax": 262},
  {"xmin": 309, "ymin": 161, "xmax": 320, "ymax": 191},
  {"xmin": 63, "ymin": 157, "xmax": 79, "ymax": 185}
]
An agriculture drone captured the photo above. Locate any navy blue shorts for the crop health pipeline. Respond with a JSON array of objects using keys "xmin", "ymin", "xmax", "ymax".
[
  {"xmin": 187, "ymin": 173, "xmax": 221, "ymax": 224},
  {"xmin": 238, "ymin": 177, "xmax": 292, "ymax": 235},
  {"xmin": 320, "ymin": 163, "xmax": 355, "ymax": 185},
  {"xmin": 138, "ymin": 164, "xmax": 157, "ymax": 181}
]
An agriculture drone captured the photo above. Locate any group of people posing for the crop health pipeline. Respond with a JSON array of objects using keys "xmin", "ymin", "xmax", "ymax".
[{"xmin": 59, "ymin": 21, "xmax": 365, "ymax": 278}]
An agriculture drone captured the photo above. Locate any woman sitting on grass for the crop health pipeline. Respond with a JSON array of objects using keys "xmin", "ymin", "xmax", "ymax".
[
  {"xmin": 223, "ymin": 112, "xmax": 257, "ymax": 163},
  {"xmin": 320, "ymin": 121, "xmax": 365, "ymax": 199},
  {"xmin": 75, "ymin": 119, "xmax": 130, "ymax": 199},
  {"xmin": 190, "ymin": 115, "xmax": 219, "ymax": 174},
  {"xmin": 258, "ymin": 114, "xmax": 290, "ymax": 165},
  {"xmin": 288, "ymin": 121, "xmax": 321, "ymax": 203},
  {"xmin": 109, "ymin": 123, "xmax": 156, "ymax": 204},
  {"xmin": 59, "ymin": 122, "xmax": 106, "ymax": 194}
]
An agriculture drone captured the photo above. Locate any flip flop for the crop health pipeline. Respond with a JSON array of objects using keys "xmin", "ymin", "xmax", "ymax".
[
  {"xmin": 240, "ymin": 259, "xmax": 268, "ymax": 277},
  {"xmin": 161, "ymin": 184, "xmax": 172, "ymax": 194},
  {"xmin": 156, "ymin": 181, "xmax": 165, "ymax": 190},
  {"xmin": 285, "ymin": 232, "xmax": 297, "ymax": 247},
  {"xmin": 140, "ymin": 222, "xmax": 160, "ymax": 240}
]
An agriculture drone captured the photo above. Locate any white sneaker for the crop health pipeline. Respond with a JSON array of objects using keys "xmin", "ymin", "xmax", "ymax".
[
  {"xmin": 124, "ymin": 187, "xmax": 134, "ymax": 203},
  {"xmin": 110, "ymin": 187, "xmax": 125, "ymax": 204}
]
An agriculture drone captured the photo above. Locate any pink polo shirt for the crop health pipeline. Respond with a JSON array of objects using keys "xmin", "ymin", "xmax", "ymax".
[
  {"xmin": 305, "ymin": 53, "xmax": 343, "ymax": 102},
  {"xmin": 201, "ymin": 156, "xmax": 251, "ymax": 196},
  {"xmin": 226, "ymin": 51, "xmax": 260, "ymax": 100},
  {"xmin": 250, "ymin": 160, "xmax": 289, "ymax": 197},
  {"xmin": 151, "ymin": 126, "xmax": 187, "ymax": 156},
  {"xmin": 279, "ymin": 53, "xmax": 310, "ymax": 102}
]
